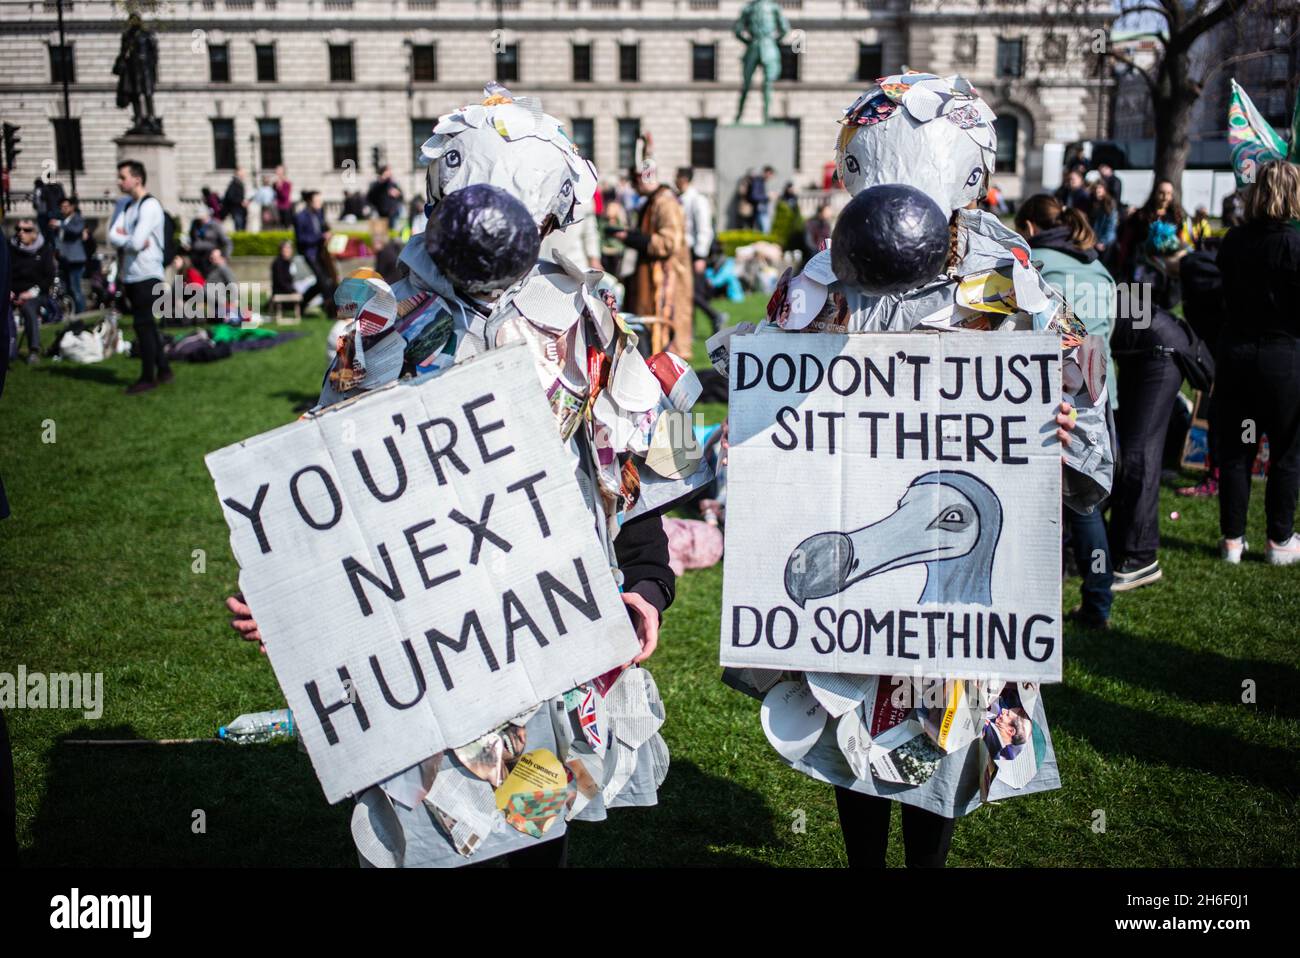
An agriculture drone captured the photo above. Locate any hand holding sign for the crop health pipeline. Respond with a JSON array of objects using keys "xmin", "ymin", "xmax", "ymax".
[
  {"xmin": 621, "ymin": 591, "xmax": 660, "ymax": 666},
  {"xmin": 225, "ymin": 593, "xmax": 265, "ymax": 654}
]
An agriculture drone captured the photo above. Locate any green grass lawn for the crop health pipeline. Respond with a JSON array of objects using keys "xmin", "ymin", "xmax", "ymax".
[{"xmin": 2, "ymin": 293, "xmax": 1297, "ymax": 867}]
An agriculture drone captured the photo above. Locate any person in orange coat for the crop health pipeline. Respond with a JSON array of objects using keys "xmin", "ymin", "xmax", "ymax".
[{"xmin": 613, "ymin": 145, "xmax": 695, "ymax": 359}]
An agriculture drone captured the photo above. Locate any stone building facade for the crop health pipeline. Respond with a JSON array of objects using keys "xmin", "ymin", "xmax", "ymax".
[{"xmin": 1, "ymin": 0, "xmax": 1114, "ymax": 217}]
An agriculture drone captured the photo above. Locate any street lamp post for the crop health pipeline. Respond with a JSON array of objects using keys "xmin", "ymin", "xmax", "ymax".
[
  {"xmin": 56, "ymin": 0, "xmax": 76, "ymax": 198},
  {"xmin": 404, "ymin": 39, "xmax": 414, "ymax": 206}
]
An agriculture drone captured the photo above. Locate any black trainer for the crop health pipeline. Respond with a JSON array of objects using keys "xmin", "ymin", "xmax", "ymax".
[{"xmin": 1111, "ymin": 557, "xmax": 1161, "ymax": 592}]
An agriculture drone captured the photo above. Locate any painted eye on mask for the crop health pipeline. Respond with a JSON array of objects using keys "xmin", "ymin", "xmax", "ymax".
[
  {"xmin": 965, "ymin": 167, "xmax": 982, "ymax": 188},
  {"xmin": 844, "ymin": 154, "xmax": 861, "ymax": 174},
  {"xmin": 445, "ymin": 149, "xmax": 462, "ymax": 169}
]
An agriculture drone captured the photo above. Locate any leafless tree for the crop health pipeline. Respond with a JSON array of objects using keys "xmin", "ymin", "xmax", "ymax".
[{"xmin": 1052, "ymin": 0, "xmax": 1298, "ymax": 185}]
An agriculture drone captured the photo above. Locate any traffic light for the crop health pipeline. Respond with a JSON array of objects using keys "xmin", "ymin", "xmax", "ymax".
[
  {"xmin": 2, "ymin": 122, "xmax": 20, "ymax": 170},
  {"xmin": 371, "ymin": 145, "xmax": 382, "ymax": 173}
]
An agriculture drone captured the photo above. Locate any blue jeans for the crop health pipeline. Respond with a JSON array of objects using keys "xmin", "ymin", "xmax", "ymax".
[
  {"xmin": 64, "ymin": 262, "xmax": 86, "ymax": 315},
  {"xmin": 1067, "ymin": 505, "xmax": 1113, "ymax": 620}
]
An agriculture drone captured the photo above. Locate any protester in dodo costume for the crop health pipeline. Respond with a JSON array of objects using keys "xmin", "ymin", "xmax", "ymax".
[
  {"xmin": 226, "ymin": 85, "xmax": 710, "ymax": 868},
  {"xmin": 721, "ymin": 72, "xmax": 1113, "ymax": 866}
]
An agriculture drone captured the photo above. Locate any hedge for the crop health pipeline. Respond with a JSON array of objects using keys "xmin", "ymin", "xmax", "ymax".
[
  {"xmin": 230, "ymin": 229, "xmax": 377, "ymax": 257},
  {"xmin": 770, "ymin": 201, "xmax": 806, "ymax": 252},
  {"xmin": 716, "ymin": 230, "xmax": 775, "ymax": 255}
]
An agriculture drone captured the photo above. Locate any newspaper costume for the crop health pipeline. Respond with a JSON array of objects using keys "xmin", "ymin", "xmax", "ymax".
[
  {"xmin": 721, "ymin": 72, "xmax": 1114, "ymax": 818},
  {"xmin": 315, "ymin": 86, "xmax": 704, "ymax": 866}
]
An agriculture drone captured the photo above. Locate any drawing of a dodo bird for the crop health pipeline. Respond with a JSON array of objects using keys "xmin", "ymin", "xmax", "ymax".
[{"xmin": 784, "ymin": 470, "xmax": 1003, "ymax": 608}]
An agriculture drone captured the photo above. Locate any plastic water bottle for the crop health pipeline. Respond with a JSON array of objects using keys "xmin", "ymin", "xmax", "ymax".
[{"xmin": 219, "ymin": 708, "xmax": 295, "ymax": 744}]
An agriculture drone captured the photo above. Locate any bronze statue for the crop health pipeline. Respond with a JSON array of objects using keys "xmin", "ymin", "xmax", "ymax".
[
  {"xmin": 733, "ymin": 0, "xmax": 790, "ymax": 124},
  {"xmin": 114, "ymin": 14, "xmax": 162, "ymax": 135}
]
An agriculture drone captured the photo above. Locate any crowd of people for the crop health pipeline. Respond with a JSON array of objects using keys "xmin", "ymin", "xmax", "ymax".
[
  {"xmin": 6, "ymin": 160, "xmax": 418, "ymax": 372},
  {"xmin": 1001, "ymin": 156, "xmax": 1300, "ymax": 629},
  {"xmin": 10, "ymin": 149, "xmax": 1299, "ymax": 594},
  {"xmin": 12, "ymin": 154, "xmax": 787, "ymax": 375}
]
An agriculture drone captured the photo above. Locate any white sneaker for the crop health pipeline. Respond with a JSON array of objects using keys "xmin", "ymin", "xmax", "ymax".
[
  {"xmin": 1266, "ymin": 535, "xmax": 1300, "ymax": 566},
  {"xmin": 1220, "ymin": 537, "xmax": 1246, "ymax": 564}
]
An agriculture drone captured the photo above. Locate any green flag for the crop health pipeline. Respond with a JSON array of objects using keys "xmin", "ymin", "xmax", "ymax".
[{"xmin": 1228, "ymin": 78, "xmax": 1287, "ymax": 186}]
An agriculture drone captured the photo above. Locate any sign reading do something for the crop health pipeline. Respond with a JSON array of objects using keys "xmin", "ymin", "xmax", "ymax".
[{"xmin": 720, "ymin": 331, "xmax": 1063, "ymax": 683}]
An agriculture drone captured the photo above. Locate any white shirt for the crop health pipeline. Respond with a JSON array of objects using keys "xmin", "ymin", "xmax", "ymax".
[
  {"xmin": 541, "ymin": 215, "xmax": 600, "ymax": 268},
  {"xmin": 678, "ymin": 186, "xmax": 714, "ymax": 261},
  {"xmin": 109, "ymin": 193, "xmax": 165, "ymax": 283}
]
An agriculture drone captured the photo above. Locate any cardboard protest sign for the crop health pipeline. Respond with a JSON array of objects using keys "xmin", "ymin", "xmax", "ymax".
[
  {"xmin": 720, "ymin": 331, "xmax": 1063, "ymax": 682},
  {"xmin": 207, "ymin": 343, "xmax": 640, "ymax": 803}
]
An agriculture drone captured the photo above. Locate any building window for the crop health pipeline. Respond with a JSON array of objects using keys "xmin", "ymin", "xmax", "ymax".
[
  {"xmin": 954, "ymin": 34, "xmax": 977, "ymax": 65},
  {"xmin": 692, "ymin": 42, "xmax": 716, "ymax": 82},
  {"xmin": 331, "ymin": 119, "xmax": 358, "ymax": 169},
  {"xmin": 619, "ymin": 43, "xmax": 639, "ymax": 82},
  {"xmin": 996, "ymin": 38, "xmax": 1023, "ymax": 78},
  {"xmin": 412, "ymin": 44, "xmax": 436, "ymax": 82},
  {"xmin": 779, "ymin": 42, "xmax": 800, "ymax": 81},
  {"xmin": 212, "ymin": 118, "xmax": 237, "ymax": 170},
  {"xmin": 258, "ymin": 118, "xmax": 282, "ymax": 168},
  {"xmin": 690, "ymin": 118, "xmax": 716, "ymax": 169},
  {"xmin": 617, "ymin": 118, "xmax": 640, "ymax": 171},
  {"xmin": 209, "ymin": 43, "xmax": 231, "ymax": 83},
  {"xmin": 572, "ymin": 43, "xmax": 592, "ymax": 82},
  {"xmin": 48, "ymin": 44, "xmax": 75, "ymax": 84},
  {"xmin": 783, "ymin": 117, "xmax": 801, "ymax": 169},
  {"xmin": 1261, "ymin": 89, "xmax": 1289, "ymax": 125},
  {"xmin": 856, "ymin": 43, "xmax": 882, "ymax": 83},
  {"xmin": 412, "ymin": 117, "xmax": 436, "ymax": 167},
  {"xmin": 993, "ymin": 115, "xmax": 1018, "ymax": 172},
  {"xmin": 329, "ymin": 44, "xmax": 354, "ymax": 82},
  {"xmin": 51, "ymin": 117, "xmax": 83, "ymax": 172},
  {"xmin": 255, "ymin": 44, "xmax": 277, "ymax": 83},
  {"xmin": 496, "ymin": 44, "xmax": 519, "ymax": 82},
  {"xmin": 570, "ymin": 118, "xmax": 594, "ymax": 160}
]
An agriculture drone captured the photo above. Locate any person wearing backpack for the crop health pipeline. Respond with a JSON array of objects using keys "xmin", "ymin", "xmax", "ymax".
[{"xmin": 109, "ymin": 159, "xmax": 173, "ymax": 394}]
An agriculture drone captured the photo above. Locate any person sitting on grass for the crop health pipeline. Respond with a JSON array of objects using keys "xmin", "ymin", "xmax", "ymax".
[
  {"xmin": 703, "ymin": 240, "xmax": 745, "ymax": 307},
  {"xmin": 271, "ymin": 240, "xmax": 297, "ymax": 297},
  {"xmin": 205, "ymin": 248, "xmax": 242, "ymax": 323},
  {"xmin": 8, "ymin": 218, "xmax": 57, "ymax": 364}
]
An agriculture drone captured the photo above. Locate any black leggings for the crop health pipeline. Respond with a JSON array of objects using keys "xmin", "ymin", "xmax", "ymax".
[
  {"xmin": 834, "ymin": 786, "xmax": 955, "ymax": 868},
  {"xmin": 1215, "ymin": 335, "xmax": 1300, "ymax": 542},
  {"xmin": 1110, "ymin": 352, "xmax": 1182, "ymax": 564}
]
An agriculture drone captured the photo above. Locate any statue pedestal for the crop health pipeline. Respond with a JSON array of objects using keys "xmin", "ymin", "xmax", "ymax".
[
  {"xmin": 114, "ymin": 132, "xmax": 179, "ymax": 212},
  {"xmin": 715, "ymin": 124, "xmax": 798, "ymax": 232}
]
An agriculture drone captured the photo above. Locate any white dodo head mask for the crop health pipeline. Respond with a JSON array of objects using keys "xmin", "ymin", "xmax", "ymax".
[
  {"xmin": 419, "ymin": 82, "xmax": 599, "ymax": 233},
  {"xmin": 835, "ymin": 72, "xmax": 999, "ymax": 215}
]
